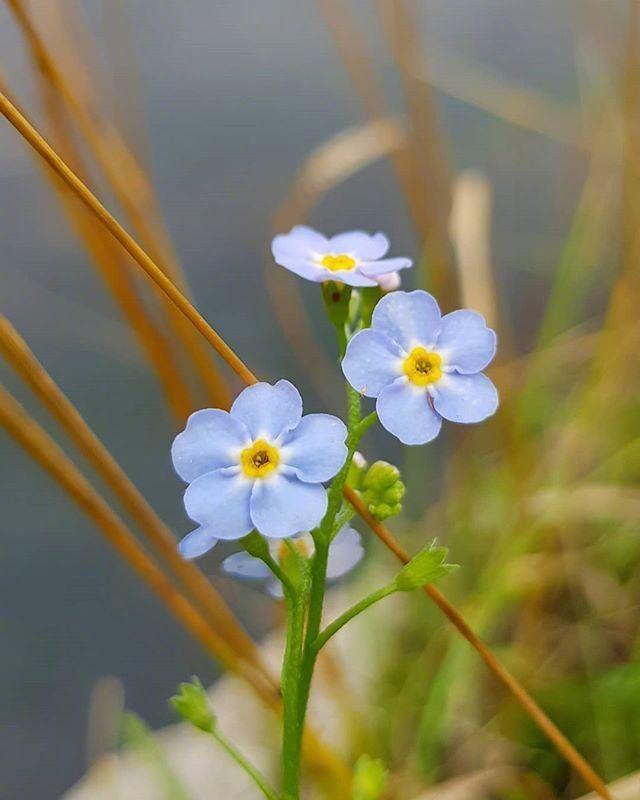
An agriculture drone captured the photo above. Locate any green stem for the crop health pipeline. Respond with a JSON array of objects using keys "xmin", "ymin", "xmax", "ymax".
[
  {"xmin": 311, "ymin": 583, "xmax": 397, "ymax": 653},
  {"xmin": 281, "ymin": 591, "xmax": 307, "ymax": 800},
  {"xmin": 208, "ymin": 728, "xmax": 279, "ymax": 800}
]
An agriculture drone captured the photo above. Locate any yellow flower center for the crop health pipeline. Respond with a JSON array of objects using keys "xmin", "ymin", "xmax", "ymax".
[
  {"xmin": 240, "ymin": 439, "xmax": 280, "ymax": 479},
  {"xmin": 403, "ymin": 346, "xmax": 443, "ymax": 386},
  {"xmin": 321, "ymin": 253, "xmax": 357, "ymax": 272}
]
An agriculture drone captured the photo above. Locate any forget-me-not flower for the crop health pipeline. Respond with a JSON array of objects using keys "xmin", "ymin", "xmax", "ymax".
[
  {"xmin": 222, "ymin": 526, "xmax": 364, "ymax": 597},
  {"xmin": 172, "ymin": 380, "xmax": 347, "ymax": 552},
  {"xmin": 341, "ymin": 290, "xmax": 498, "ymax": 445},
  {"xmin": 271, "ymin": 226, "xmax": 412, "ymax": 288}
]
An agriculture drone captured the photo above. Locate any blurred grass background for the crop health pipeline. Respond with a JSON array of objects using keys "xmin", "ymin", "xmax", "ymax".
[{"xmin": 1, "ymin": 1, "xmax": 639, "ymax": 798}]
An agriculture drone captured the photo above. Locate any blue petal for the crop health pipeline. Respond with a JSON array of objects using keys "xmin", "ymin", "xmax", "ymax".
[
  {"xmin": 266, "ymin": 579, "xmax": 285, "ymax": 598},
  {"xmin": 327, "ymin": 526, "xmax": 364, "ymax": 579},
  {"xmin": 280, "ymin": 414, "xmax": 347, "ymax": 482},
  {"xmin": 171, "ymin": 409, "xmax": 250, "ymax": 483},
  {"xmin": 272, "ymin": 225, "xmax": 329, "ymax": 259},
  {"xmin": 230, "ymin": 380, "xmax": 302, "ymax": 440},
  {"xmin": 222, "ymin": 551, "xmax": 272, "ymax": 579},
  {"xmin": 329, "ymin": 268, "xmax": 378, "ymax": 287},
  {"xmin": 342, "ymin": 329, "xmax": 404, "ymax": 398},
  {"xmin": 178, "ymin": 527, "xmax": 218, "ymax": 560},
  {"xmin": 432, "ymin": 372, "xmax": 499, "ymax": 423},
  {"xmin": 377, "ymin": 378, "xmax": 442, "ymax": 445},
  {"xmin": 249, "ymin": 472, "xmax": 328, "ymax": 538},
  {"xmin": 327, "ymin": 230, "xmax": 389, "ymax": 260},
  {"xmin": 274, "ymin": 257, "xmax": 328, "ymax": 283},
  {"xmin": 359, "ymin": 257, "xmax": 413, "ymax": 277},
  {"xmin": 183, "ymin": 468, "xmax": 253, "ymax": 539},
  {"xmin": 436, "ymin": 310, "xmax": 497, "ymax": 374},
  {"xmin": 372, "ymin": 290, "xmax": 441, "ymax": 351}
]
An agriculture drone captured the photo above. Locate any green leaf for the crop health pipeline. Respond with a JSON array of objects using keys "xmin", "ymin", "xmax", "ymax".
[
  {"xmin": 351, "ymin": 754, "xmax": 388, "ymax": 800},
  {"xmin": 394, "ymin": 542, "xmax": 458, "ymax": 591},
  {"xmin": 170, "ymin": 677, "xmax": 215, "ymax": 733}
]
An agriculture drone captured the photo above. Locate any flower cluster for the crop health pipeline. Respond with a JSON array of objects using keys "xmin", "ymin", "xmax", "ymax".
[{"xmin": 171, "ymin": 225, "xmax": 498, "ymax": 596}]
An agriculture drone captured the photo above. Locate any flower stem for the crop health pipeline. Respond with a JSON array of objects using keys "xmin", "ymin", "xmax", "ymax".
[
  {"xmin": 207, "ymin": 727, "xmax": 280, "ymax": 800},
  {"xmin": 311, "ymin": 583, "xmax": 397, "ymax": 653},
  {"xmin": 281, "ymin": 590, "xmax": 307, "ymax": 799}
]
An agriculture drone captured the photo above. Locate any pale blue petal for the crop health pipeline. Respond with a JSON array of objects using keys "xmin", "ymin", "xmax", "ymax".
[
  {"xmin": 329, "ymin": 268, "xmax": 378, "ymax": 287},
  {"xmin": 436, "ymin": 310, "xmax": 497, "ymax": 374},
  {"xmin": 250, "ymin": 472, "xmax": 328, "ymax": 538},
  {"xmin": 230, "ymin": 380, "xmax": 302, "ymax": 440},
  {"xmin": 327, "ymin": 231, "xmax": 389, "ymax": 260},
  {"xmin": 359, "ymin": 257, "xmax": 413, "ymax": 277},
  {"xmin": 372, "ymin": 290, "xmax": 441, "ymax": 351},
  {"xmin": 280, "ymin": 414, "xmax": 347, "ymax": 483},
  {"xmin": 183, "ymin": 467, "xmax": 253, "ymax": 540},
  {"xmin": 327, "ymin": 526, "xmax": 364, "ymax": 579},
  {"xmin": 432, "ymin": 372, "xmax": 499, "ymax": 424},
  {"xmin": 377, "ymin": 378, "xmax": 442, "ymax": 445},
  {"xmin": 222, "ymin": 551, "xmax": 272, "ymax": 579},
  {"xmin": 178, "ymin": 527, "xmax": 218, "ymax": 560},
  {"xmin": 171, "ymin": 409, "xmax": 250, "ymax": 483},
  {"xmin": 272, "ymin": 225, "xmax": 329, "ymax": 259},
  {"xmin": 342, "ymin": 329, "xmax": 404, "ymax": 397},
  {"xmin": 275, "ymin": 257, "xmax": 328, "ymax": 283},
  {"xmin": 267, "ymin": 579, "xmax": 285, "ymax": 598}
]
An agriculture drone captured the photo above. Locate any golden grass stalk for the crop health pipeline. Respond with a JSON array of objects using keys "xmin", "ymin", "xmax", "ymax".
[
  {"xmin": 0, "ymin": 383, "xmax": 276, "ymax": 706},
  {"xmin": 375, "ymin": 0, "xmax": 456, "ymax": 299},
  {"xmin": 0, "ymin": 89, "xmax": 612, "ymax": 799},
  {"xmin": 0, "ymin": 315, "xmax": 269, "ymax": 678},
  {"xmin": 0, "ymin": 77, "xmax": 194, "ymax": 422},
  {"xmin": 5, "ymin": 0, "xmax": 231, "ymax": 409}
]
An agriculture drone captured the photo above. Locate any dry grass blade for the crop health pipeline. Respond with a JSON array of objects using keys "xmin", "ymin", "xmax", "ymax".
[
  {"xmin": 0, "ymin": 87, "xmax": 612, "ymax": 800},
  {"xmin": 342, "ymin": 485, "xmax": 613, "ymax": 800},
  {"xmin": 5, "ymin": 0, "xmax": 231, "ymax": 409},
  {"xmin": 0, "ymin": 383, "xmax": 276, "ymax": 706},
  {"xmin": 0, "ymin": 315, "xmax": 269, "ymax": 680}
]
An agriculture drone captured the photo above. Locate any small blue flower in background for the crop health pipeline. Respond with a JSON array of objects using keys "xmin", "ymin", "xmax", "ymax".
[
  {"xmin": 172, "ymin": 380, "xmax": 347, "ymax": 554},
  {"xmin": 342, "ymin": 290, "xmax": 498, "ymax": 445},
  {"xmin": 222, "ymin": 526, "xmax": 364, "ymax": 597},
  {"xmin": 271, "ymin": 226, "xmax": 412, "ymax": 288}
]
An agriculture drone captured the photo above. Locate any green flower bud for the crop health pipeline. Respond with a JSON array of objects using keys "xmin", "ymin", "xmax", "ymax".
[
  {"xmin": 394, "ymin": 542, "xmax": 457, "ymax": 592},
  {"xmin": 170, "ymin": 677, "xmax": 215, "ymax": 733},
  {"xmin": 361, "ymin": 460, "xmax": 405, "ymax": 521},
  {"xmin": 352, "ymin": 754, "xmax": 388, "ymax": 800},
  {"xmin": 321, "ymin": 281, "xmax": 352, "ymax": 328}
]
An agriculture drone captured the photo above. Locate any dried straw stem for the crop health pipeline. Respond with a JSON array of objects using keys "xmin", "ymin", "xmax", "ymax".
[
  {"xmin": 342, "ymin": 486, "xmax": 612, "ymax": 800},
  {"xmin": 0, "ymin": 87, "xmax": 611, "ymax": 800},
  {"xmin": 0, "ymin": 384, "xmax": 276, "ymax": 706},
  {"xmin": 0, "ymin": 315, "xmax": 269, "ymax": 681},
  {"xmin": 5, "ymin": 0, "xmax": 231, "ymax": 408}
]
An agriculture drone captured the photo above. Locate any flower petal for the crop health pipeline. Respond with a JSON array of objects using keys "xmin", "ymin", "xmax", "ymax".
[
  {"xmin": 178, "ymin": 527, "xmax": 218, "ymax": 559},
  {"xmin": 372, "ymin": 290, "xmax": 441, "ymax": 351},
  {"xmin": 432, "ymin": 372, "xmax": 499, "ymax": 423},
  {"xmin": 183, "ymin": 468, "xmax": 253, "ymax": 540},
  {"xmin": 377, "ymin": 378, "xmax": 442, "ymax": 445},
  {"xmin": 327, "ymin": 230, "xmax": 389, "ymax": 260},
  {"xmin": 267, "ymin": 579, "xmax": 285, "ymax": 598},
  {"xmin": 327, "ymin": 526, "xmax": 364, "ymax": 579},
  {"xmin": 272, "ymin": 225, "xmax": 329, "ymax": 260},
  {"xmin": 342, "ymin": 329, "xmax": 404, "ymax": 397},
  {"xmin": 222, "ymin": 551, "xmax": 272, "ymax": 579},
  {"xmin": 436, "ymin": 310, "xmax": 497, "ymax": 374},
  {"xmin": 280, "ymin": 413, "xmax": 347, "ymax": 483},
  {"xmin": 230, "ymin": 380, "xmax": 303, "ymax": 440},
  {"xmin": 250, "ymin": 472, "xmax": 328, "ymax": 538},
  {"xmin": 330, "ymin": 268, "xmax": 378, "ymax": 287},
  {"xmin": 171, "ymin": 409, "xmax": 250, "ymax": 483},
  {"xmin": 359, "ymin": 256, "xmax": 413, "ymax": 277},
  {"xmin": 275, "ymin": 257, "xmax": 328, "ymax": 283}
]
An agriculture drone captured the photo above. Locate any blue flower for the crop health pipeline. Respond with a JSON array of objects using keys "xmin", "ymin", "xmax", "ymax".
[
  {"xmin": 222, "ymin": 526, "xmax": 364, "ymax": 597},
  {"xmin": 271, "ymin": 226, "xmax": 412, "ymax": 288},
  {"xmin": 172, "ymin": 380, "xmax": 348, "ymax": 553},
  {"xmin": 342, "ymin": 290, "xmax": 498, "ymax": 445}
]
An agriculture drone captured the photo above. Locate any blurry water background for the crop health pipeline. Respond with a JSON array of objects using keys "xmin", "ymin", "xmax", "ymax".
[{"xmin": 0, "ymin": 1, "xmax": 603, "ymax": 797}]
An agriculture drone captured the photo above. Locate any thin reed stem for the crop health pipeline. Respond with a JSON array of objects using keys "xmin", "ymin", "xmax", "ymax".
[
  {"xmin": 342, "ymin": 485, "xmax": 613, "ymax": 800},
  {"xmin": 0, "ymin": 315, "xmax": 268, "ymax": 680},
  {"xmin": 5, "ymin": 0, "xmax": 231, "ymax": 408},
  {"xmin": 0, "ymin": 91, "xmax": 611, "ymax": 799},
  {"xmin": 0, "ymin": 383, "xmax": 276, "ymax": 707}
]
